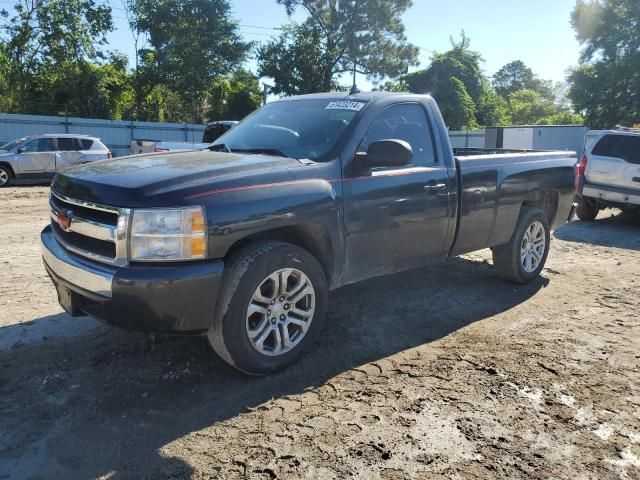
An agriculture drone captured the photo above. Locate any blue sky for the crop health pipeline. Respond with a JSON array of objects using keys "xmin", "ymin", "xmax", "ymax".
[{"xmin": 106, "ymin": 0, "xmax": 581, "ymax": 89}]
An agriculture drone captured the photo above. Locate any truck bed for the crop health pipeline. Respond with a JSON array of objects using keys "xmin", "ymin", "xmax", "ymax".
[{"xmin": 450, "ymin": 149, "xmax": 577, "ymax": 256}]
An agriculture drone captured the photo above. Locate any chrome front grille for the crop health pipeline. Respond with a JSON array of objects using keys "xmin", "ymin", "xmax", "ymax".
[{"xmin": 49, "ymin": 191, "xmax": 130, "ymax": 266}]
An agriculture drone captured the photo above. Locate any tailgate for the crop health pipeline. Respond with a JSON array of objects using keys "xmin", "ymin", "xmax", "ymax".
[{"xmin": 585, "ymin": 133, "xmax": 640, "ymax": 191}]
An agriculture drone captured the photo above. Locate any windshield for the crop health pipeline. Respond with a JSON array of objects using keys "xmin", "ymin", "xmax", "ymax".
[
  {"xmin": 0, "ymin": 138, "xmax": 25, "ymax": 151},
  {"xmin": 212, "ymin": 99, "xmax": 366, "ymax": 161}
]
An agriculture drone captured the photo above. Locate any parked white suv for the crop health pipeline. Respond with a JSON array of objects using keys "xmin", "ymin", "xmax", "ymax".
[
  {"xmin": 575, "ymin": 127, "xmax": 640, "ymax": 220},
  {"xmin": 0, "ymin": 134, "xmax": 111, "ymax": 187}
]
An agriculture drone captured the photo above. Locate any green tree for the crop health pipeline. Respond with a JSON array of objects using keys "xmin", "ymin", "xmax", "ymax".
[
  {"xmin": 257, "ymin": 23, "xmax": 340, "ymax": 96},
  {"xmin": 542, "ymin": 110, "xmax": 585, "ymax": 125},
  {"xmin": 444, "ymin": 76, "xmax": 478, "ymax": 130},
  {"xmin": 508, "ymin": 89, "xmax": 557, "ymax": 125},
  {"xmin": 46, "ymin": 54, "xmax": 134, "ymax": 119},
  {"xmin": 133, "ymin": 0, "xmax": 250, "ymax": 122},
  {"xmin": 477, "ymin": 81, "xmax": 511, "ymax": 126},
  {"xmin": 120, "ymin": 0, "xmax": 146, "ymax": 120},
  {"xmin": 507, "ymin": 89, "xmax": 583, "ymax": 125},
  {"xmin": 373, "ymin": 78, "xmax": 409, "ymax": 92},
  {"xmin": 568, "ymin": 0, "xmax": 640, "ymax": 128},
  {"xmin": 209, "ymin": 69, "xmax": 263, "ymax": 120},
  {"xmin": 139, "ymin": 84, "xmax": 183, "ymax": 123},
  {"xmin": 404, "ymin": 33, "xmax": 509, "ymax": 129},
  {"xmin": 260, "ymin": 0, "xmax": 419, "ymax": 95},
  {"xmin": 0, "ymin": 0, "xmax": 113, "ymax": 112},
  {"xmin": 493, "ymin": 60, "xmax": 554, "ymax": 100},
  {"xmin": 0, "ymin": 44, "xmax": 14, "ymax": 112}
]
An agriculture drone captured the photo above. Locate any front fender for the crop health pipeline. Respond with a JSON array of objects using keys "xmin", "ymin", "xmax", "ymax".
[{"xmin": 203, "ymin": 177, "xmax": 343, "ymax": 265}]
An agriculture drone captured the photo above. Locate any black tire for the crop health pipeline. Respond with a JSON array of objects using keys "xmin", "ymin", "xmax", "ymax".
[
  {"xmin": 207, "ymin": 241, "xmax": 328, "ymax": 375},
  {"xmin": 0, "ymin": 165, "xmax": 12, "ymax": 188},
  {"xmin": 492, "ymin": 207, "xmax": 551, "ymax": 284},
  {"xmin": 575, "ymin": 198, "xmax": 598, "ymax": 221}
]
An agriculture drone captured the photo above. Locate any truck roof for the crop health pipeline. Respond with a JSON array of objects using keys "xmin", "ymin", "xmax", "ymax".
[{"xmin": 274, "ymin": 91, "xmax": 430, "ymax": 104}]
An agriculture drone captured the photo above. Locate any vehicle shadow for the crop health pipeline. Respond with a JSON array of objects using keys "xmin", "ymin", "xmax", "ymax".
[
  {"xmin": 0, "ymin": 256, "xmax": 549, "ymax": 480},
  {"xmin": 554, "ymin": 211, "xmax": 640, "ymax": 251},
  {"xmin": 0, "ymin": 312, "xmax": 105, "ymax": 351}
]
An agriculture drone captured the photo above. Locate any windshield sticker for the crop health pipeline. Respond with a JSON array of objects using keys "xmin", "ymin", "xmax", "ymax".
[{"xmin": 325, "ymin": 101, "xmax": 365, "ymax": 111}]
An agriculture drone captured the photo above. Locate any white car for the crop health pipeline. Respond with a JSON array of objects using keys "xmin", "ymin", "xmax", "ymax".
[
  {"xmin": 575, "ymin": 127, "xmax": 640, "ymax": 219},
  {"xmin": 0, "ymin": 134, "xmax": 111, "ymax": 187}
]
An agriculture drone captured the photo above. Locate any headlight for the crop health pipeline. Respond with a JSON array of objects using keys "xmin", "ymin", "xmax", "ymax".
[{"xmin": 130, "ymin": 207, "xmax": 206, "ymax": 261}]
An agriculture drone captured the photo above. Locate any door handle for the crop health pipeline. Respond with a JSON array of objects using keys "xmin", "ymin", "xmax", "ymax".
[{"xmin": 424, "ymin": 183, "xmax": 447, "ymax": 192}]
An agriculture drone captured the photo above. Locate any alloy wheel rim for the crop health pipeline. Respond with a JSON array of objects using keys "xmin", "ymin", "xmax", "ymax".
[
  {"xmin": 246, "ymin": 268, "xmax": 315, "ymax": 356},
  {"xmin": 0, "ymin": 170, "xmax": 8, "ymax": 186},
  {"xmin": 521, "ymin": 221, "xmax": 546, "ymax": 273}
]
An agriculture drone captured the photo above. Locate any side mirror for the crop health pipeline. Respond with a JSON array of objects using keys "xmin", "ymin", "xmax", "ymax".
[
  {"xmin": 17, "ymin": 146, "xmax": 27, "ymax": 154},
  {"xmin": 358, "ymin": 139, "xmax": 413, "ymax": 168}
]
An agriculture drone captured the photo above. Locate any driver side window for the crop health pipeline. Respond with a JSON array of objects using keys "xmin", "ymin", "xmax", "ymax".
[
  {"xmin": 22, "ymin": 140, "xmax": 40, "ymax": 153},
  {"xmin": 23, "ymin": 138, "xmax": 54, "ymax": 153},
  {"xmin": 358, "ymin": 103, "xmax": 436, "ymax": 167}
]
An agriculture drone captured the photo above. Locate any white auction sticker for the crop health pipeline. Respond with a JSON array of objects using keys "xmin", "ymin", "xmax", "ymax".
[{"xmin": 325, "ymin": 101, "xmax": 366, "ymax": 111}]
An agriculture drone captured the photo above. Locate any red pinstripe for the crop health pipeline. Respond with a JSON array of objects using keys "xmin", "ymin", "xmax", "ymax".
[{"xmin": 183, "ymin": 168, "xmax": 438, "ymax": 200}]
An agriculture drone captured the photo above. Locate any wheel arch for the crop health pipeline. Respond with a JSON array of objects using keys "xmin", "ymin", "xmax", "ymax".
[
  {"xmin": 224, "ymin": 223, "xmax": 336, "ymax": 288},
  {"xmin": 0, "ymin": 162, "xmax": 15, "ymax": 178},
  {"xmin": 521, "ymin": 189, "xmax": 559, "ymax": 226}
]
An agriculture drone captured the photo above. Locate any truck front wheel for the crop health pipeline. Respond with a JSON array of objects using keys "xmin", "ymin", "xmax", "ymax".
[
  {"xmin": 492, "ymin": 207, "xmax": 551, "ymax": 284},
  {"xmin": 207, "ymin": 241, "xmax": 328, "ymax": 375}
]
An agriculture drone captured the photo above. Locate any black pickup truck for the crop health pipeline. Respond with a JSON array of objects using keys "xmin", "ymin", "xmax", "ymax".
[{"xmin": 42, "ymin": 92, "xmax": 576, "ymax": 374}]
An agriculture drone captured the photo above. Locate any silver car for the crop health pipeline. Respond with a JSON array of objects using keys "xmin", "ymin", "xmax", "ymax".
[{"xmin": 0, "ymin": 134, "xmax": 111, "ymax": 187}]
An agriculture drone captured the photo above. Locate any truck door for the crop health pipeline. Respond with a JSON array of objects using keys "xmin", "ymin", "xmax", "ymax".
[
  {"xmin": 17, "ymin": 138, "xmax": 55, "ymax": 173},
  {"xmin": 342, "ymin": 102, "xmax": 454, "ymax": 283}
]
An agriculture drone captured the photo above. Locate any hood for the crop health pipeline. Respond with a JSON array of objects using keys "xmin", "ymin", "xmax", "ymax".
[{"xmin": 53, "ymin": 150, "xmax": 306, "ymax": 207}]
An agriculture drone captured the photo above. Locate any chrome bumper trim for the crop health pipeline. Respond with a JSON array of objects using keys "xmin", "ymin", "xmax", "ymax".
[
  {"xmin": 41, "ymin": 226, "xmax": 114, "ymax": 298},
  {"xmin": 49, "ymin": 210, "xmax": 115, "ymax": 241},
  {"xmin": 51, "ymin": 190, "xmax": 120, "ymax": 214}
]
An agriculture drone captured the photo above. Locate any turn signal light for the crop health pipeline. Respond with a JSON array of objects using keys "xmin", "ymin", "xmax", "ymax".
[
  {"xmin": 190, "ymin": 237, "xmax": 206, "ymax": 257},
  {"xmin": 191, "ymin": 210, "xmax": 205, "ymax": 233}
]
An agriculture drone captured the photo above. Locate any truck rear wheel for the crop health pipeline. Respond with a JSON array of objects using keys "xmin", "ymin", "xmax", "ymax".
[
  {"xmin": 207, "ymin": 241, "xmax": 328, "ymax": 375},
  {"xmin": 575, "ymin": 198, "xmax": 599, "ymax": 221},
  {"xmin": 492, "ymin": 207, "xmax": 550, "ymax": 284}
]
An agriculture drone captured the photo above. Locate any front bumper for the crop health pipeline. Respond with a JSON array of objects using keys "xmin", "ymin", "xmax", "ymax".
[{"xmin": 41, "ymin": 225, "xmax": 224, "ymax": 335}]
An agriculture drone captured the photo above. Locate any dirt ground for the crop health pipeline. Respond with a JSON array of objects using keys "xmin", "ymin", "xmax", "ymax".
[{"xmin": 0, "ymin": 185, "xmax": 638, "ymax": 480}]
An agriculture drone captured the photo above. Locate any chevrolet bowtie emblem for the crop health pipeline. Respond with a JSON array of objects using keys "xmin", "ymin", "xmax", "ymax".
[{"xmin": 57, "ymin": 210, "xmax": 72, "ymax": 231}]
